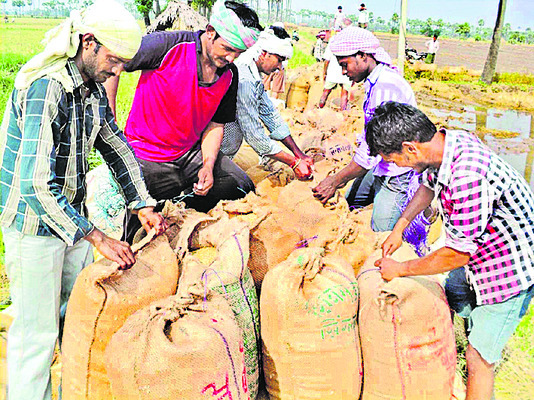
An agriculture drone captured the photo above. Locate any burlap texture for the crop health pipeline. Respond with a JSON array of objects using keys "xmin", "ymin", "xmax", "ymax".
[
  {"xmin": 357, "ymin": 245, "xmax": 456, "ymax": 399},
  {"xmin": 61, "ymin": 232, "xmax": 179, "ymax": 400},
  {"xmin": 105, "ymin": 289, "xmax": 249, "ymax": 399},
  {"xmin": 177, "ymin": 217, "xmax": 261, "ymax": 398},
  {"xmin": 261, "ymin": 248, "xmax": 362, "ymax": 399}
]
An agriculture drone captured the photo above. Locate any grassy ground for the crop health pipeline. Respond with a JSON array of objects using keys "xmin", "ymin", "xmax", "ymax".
[{"xmin": 0, "ymin": 18, "xmax": 532, "ymax": 399}]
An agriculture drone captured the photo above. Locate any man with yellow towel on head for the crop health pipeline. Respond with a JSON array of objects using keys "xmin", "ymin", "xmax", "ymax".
[
  {"xmin": 0, "ymin": 1, "xmax": 166, "ymax": 398},
  {"xmin": 105, "ymin": 0, "xmax": 263, "ymax": 243}
]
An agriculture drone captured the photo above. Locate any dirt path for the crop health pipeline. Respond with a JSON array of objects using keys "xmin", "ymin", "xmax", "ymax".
[{"xmin": 374, "ymin": 33, "xmax": 534, "ymax": 75}]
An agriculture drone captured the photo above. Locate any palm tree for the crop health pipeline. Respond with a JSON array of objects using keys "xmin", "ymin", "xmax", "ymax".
[{"xmin": 481, "ymin": 0, "xmax": 506, "ymax": 84}]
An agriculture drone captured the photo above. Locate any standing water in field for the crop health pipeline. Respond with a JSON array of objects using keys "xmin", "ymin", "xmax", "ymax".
[{"xmin": 425, "ymin": 104, "xmax": 534, "ymax": 190}]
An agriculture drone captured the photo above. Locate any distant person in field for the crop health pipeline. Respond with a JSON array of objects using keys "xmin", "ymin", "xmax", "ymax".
[
  {"xmin": 313, "ymin": 30, "xmax": 329, "ymax": 62},
  {"xmin": 370, "ymin": 102, "xmax": 534, "ymax": 400},
  {"xmin": 318, "ymin": 37, "xmax": 352, "ymax": 111},
  {"xmin": 222, "ymin": 26, "xmax": 313, "ymax": 180},
  {"xmin": 0, "ymin": 1, "xmax": 166, "ymax": 398},
  {"xmin": 333, "ymin": 5, "xmax": 345, "ymax": 31},
  {"xmin": 105, "ymin": 0, "xmax": 262, "ymax": 243},
  {"xmin": 425, "ymin": 33, "xmax": 440, "ymax": 64},
  {"xmin": 313, "ymin": 28, "xmax": 431, "ymax": 250},
  {"xmin": 358, "ymin": 3, "xmax": 369, "ymax": 29}
]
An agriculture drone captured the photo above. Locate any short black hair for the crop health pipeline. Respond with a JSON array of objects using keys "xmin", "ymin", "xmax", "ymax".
[
  {"xmin": 225, "ymin": 1, "xmax": 263, "ymax": 32},
  {"xmin": 338, "ymin": 5, "xmax": 342, "ymax": 9},
  {"xmin": 269, "ymin": 25, "xmax": 290, "ymax": 39},
  {"xmin": 365, "ymin": 102, "xmax": 437, "ymax": 156},
  {"xmin": 360, "ymin": 3, "xmax": 365, "ymax": 7}
]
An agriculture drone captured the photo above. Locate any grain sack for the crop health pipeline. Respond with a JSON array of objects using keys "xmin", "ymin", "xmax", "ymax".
[
  {"xmin": 286, "ymin": 73, "xmax": 310, "ymax": 111},
  {"xmin": 105, "ymin": 288, "xmax": 249, "ymax": 399},
  {"xmin": 233, "ymin": 143, "xmax": 260, "ymax": 172},
  {"xmin": 209, "ymin": 194, "xmax": 300, "ymax": 289},
  {"xmin": 61, "ymin": 231, "xmax": 179, "ymax": 400},
  {"xmin": 302, "ymin": 108, "xmax": 345, "ymax": 133},
  {"xmin": 261, "ymin": 248, "xmax": 362, "ymax": 400},
  {"xmin": 177, "ymin": 218, "xmax": 261, "ymax": 399},
  {"xmin": 249, "ymin": 211, "xmax": 301, "ymax": 288},
  {"xmin": 358, "ymin": 246, "xmax": 456, "ymax": 399},
  {"xmin": 322, "ymin": 207, "xmax": 380, "ymax": 276},
  {"xmin": 0, "ymin": 313, "xmax": 13, "ymax": 400}
]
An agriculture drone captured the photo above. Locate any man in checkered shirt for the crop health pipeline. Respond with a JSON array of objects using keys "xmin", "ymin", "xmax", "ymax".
[
  {"xmin": 0, "ymin": 2, "xmax": 166, "ymax": 397},
  {"xmin": 369, "ymin": 102, "xmax": 534, "ymax": 400}
]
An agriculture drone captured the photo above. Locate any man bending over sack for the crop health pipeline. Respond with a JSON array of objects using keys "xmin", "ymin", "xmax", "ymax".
[
  {"xmin": 313, "ymin": 28, "xmax": 430, "ymax": 241},
  {"xmin": 105, "ymin": 0, "xmax": 262, "ymax": 243},
  {"xmin": 0, "ymin": 1, "xmax": 166, "ymax": 398},
  {"xmin": 221, "ymin": 25, "xmax": 314, "ymax": 180},
  {"xmin": 369, "ymin": 101, "xmax": 534, "ymax": 400}
]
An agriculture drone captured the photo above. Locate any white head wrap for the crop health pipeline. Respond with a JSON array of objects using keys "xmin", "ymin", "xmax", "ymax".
[
  {"xmin": 235, "ymin": 28, "xmax": 293, "ymax": 68},
  {"xmin": 15, "ymin": 0, "xmax": 141, "ymax": 92},
  {"xmin": 257, "ymin": 29, "xmax": 293, "ymax": 59}
]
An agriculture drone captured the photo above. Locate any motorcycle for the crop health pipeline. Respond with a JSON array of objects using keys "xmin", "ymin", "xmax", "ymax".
[{"xmin": 405, "ymin": 42, "xmax": 427, "ymax": 63}]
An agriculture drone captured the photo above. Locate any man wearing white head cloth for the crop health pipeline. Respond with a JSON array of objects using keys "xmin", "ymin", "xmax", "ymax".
[
  {"xmin": 0, "ymin": 1, "xmax": 166, "ymax": 398},
  {"xmin": 221, "ymin": 25, "xmax": 314, "ymax": 179},
  {"xmin": 313, "ymin": 28, "xmax": 432, "ymax": 253},
  {"xmin": 105, "ymin": 0, "xmax": 263, "ymax": 243}
]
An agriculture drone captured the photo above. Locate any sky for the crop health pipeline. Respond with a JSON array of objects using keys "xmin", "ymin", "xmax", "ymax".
[{"xmin": 290, "ymin": 0, "xmax": 534, "ymax": 30}]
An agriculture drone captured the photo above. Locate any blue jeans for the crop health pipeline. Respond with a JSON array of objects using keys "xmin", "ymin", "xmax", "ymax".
[
  {"xmin": 345, "ymin": 170, "xmax": 411, "ymax": 232},
  {"xmin": 445, "ymin": 267, "xmax": 534, "ymax": 364}
]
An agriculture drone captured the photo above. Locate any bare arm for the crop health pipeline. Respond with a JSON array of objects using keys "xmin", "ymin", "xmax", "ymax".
[
  {"xmin": 376, "ymin": 246, "xmax": 471, "ymax": 281},
  {"xmin": 103, "ymin": 75, "xmax": 121, "ymax": 117},
  {"xmin": 312, "ymin": 160, "xmax": 367, "ymax": 204},
  {"xmin": 195, "ymin": 121, "xmax": 224, "ymax": 196},
  {"xmin": 381, "ymin": 184, "xmax": 434, "ymax": 257}
]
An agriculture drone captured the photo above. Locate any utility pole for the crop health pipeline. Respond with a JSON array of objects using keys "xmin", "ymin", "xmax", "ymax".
[{"xmin": 397, "ymin": 0, "xmax": 408, "ymax": 76}]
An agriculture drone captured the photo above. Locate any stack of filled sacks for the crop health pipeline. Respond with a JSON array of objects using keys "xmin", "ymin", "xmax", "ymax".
[
  {"xmin": 103, "ymin": 213, "xmax": 261, "ymax": 399},
  {"xmin": 175, "ymin": 216, "xmax": 261, "ymax": 398},
  {"xmin": 209, "ymin": 161, "xmax": 383, "ymax": 290}
]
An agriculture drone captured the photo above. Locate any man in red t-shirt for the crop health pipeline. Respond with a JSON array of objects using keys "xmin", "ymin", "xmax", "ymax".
[{"xmin": 105, "ymin": 0, "xmax": 262, "ymax": 242}]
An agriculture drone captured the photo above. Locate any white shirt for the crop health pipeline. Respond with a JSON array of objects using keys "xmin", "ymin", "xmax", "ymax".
[
  {"xmin": 324, "ymin": 44, "xmax": 351, "ymax": 85},
  {"xmin": 426, "ymin": 39, "xmax": 440, "ymax": 54},
  {"xmin": 334, "ymin": 11, "xmax": 345, "ymax": 29},
  {"xmin": 358, "ymin": 10, "xmax": 369, "ymax": 24}
]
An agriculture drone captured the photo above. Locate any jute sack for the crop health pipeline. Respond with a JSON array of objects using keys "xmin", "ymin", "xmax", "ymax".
[
  {"xmin": 209, "ymin": 194, "xmax": 301, "ymax": 289},
  {"xmin": 105, "ymin": 288, "xmax": 249, "ymax": 399},
  {"xmin": 321, "ymin": 206, "xmax": 380, "ymax": 276},
  {"xmin": 261, "ymin": 248, "xmax": 362, "ymax": 400},
  {"xmin": 286, "ymin": 73, "xmax": 310, "ymax": 111},
  {"xmin": 358, "ymin": 245, "xmax": 456, "ymax": 400},
  {"xmin": 61, "ymin": 231, "xmax": 179, "ymax": 400},
  {"xmin": 233, "ymin": 143, "xmax": 260, "ymax": 172},
  {"xmin": 177, "ymin": 217, "xmax": 261, "ymax": 399}
]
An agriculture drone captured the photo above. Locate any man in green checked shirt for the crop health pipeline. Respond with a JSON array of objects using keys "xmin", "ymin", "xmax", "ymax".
[{"xmin": 0, "ymin": 1, "xmax": 165, "ymax": 398}]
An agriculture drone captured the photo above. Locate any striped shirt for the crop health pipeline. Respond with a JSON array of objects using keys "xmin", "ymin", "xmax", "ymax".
[
  {"xmin": 353, "ymin": 63, "xmax": 415, "ymax": 177},
  {"xmin": 221, "ymin": 57, "xmax": 290, "ymax": 159},
  {"xmin": 0, "ymin": 60, "xmax": 155, "ymax": 246},
  {"xmin": 423, "ymin": 129, "xmax": 534, "ymax": 305}
]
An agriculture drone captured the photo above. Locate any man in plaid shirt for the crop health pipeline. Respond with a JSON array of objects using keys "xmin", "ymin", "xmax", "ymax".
[
  {"xmin": 368, "ymin": 102, "xmax": 534, "ymax": 400},
  {"xmin": 0, "ymin": 1, "xmax": 166, "ymax": 398}
]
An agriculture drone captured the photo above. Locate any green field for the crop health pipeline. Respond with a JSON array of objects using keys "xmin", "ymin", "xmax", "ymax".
[{"xmin": 0, "ymin": 18, "xmax": 533, "ymax": 399}]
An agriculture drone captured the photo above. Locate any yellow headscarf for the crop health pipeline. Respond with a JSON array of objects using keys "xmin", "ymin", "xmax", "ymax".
[{"xmin": 15, "ymin": 0, "xmax": 142, "ymax": 92}]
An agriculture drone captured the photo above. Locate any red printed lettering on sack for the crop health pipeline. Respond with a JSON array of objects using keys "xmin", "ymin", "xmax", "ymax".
[{"xmin": 201, "ymin": 373, "xmax": 233, "ymax": 399}]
